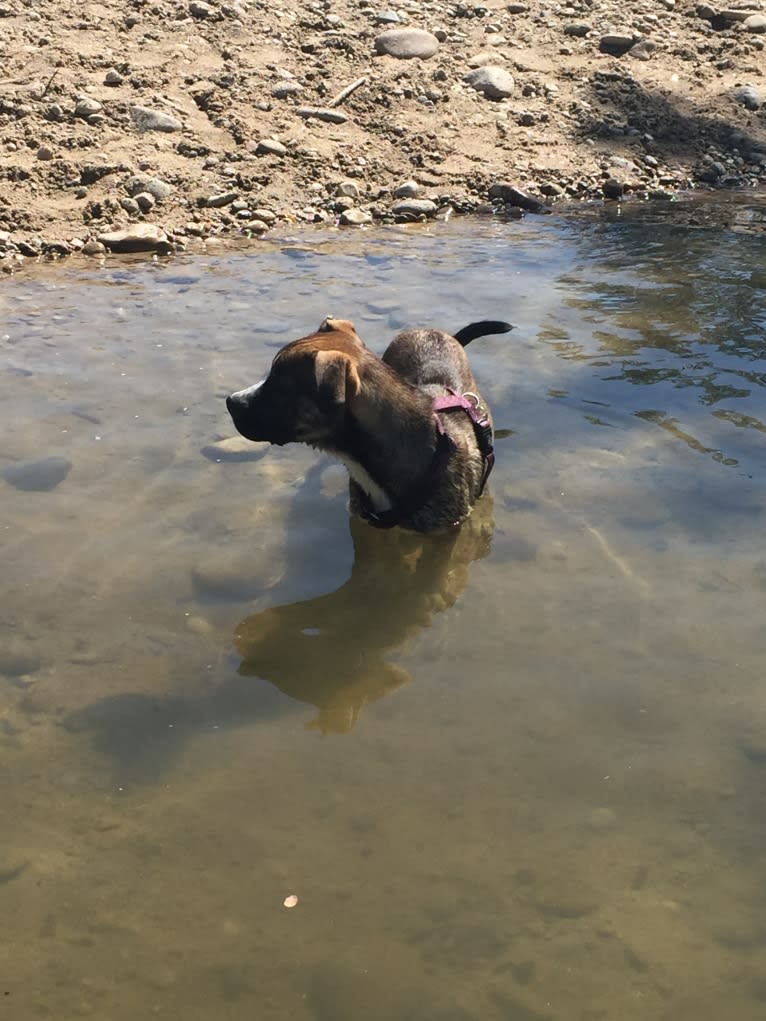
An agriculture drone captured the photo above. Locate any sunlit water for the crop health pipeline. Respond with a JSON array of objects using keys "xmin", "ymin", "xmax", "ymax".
[{"xmin": 1, "ymin": 207, "xmax": 765, "ymax": 1020}]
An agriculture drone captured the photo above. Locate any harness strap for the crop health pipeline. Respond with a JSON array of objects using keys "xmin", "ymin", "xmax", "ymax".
[{"xmin": 360, "ymin": 390, "xmax": 495, "ymax": 531}]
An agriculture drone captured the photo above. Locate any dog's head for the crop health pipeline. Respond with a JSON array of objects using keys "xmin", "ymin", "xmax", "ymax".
[{"xmin": 226, "ymin": 318, "xmax": 364, "ymax": 447}]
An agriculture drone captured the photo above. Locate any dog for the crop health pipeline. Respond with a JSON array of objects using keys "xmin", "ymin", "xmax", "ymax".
[{"xmin": 226, "ymin": 316, "xmax": 512, "ymax": 532}]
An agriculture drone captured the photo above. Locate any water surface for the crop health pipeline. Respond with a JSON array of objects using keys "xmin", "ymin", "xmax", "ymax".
[{"xmin": 2, "ymin": 210, "xmax": 766, "ymax": 1020}]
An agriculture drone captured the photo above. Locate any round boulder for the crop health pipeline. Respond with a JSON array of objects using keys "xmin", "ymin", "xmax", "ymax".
[
  {"xmin": 464, "ymin": 66, "xmax": 515, "ymax": 100},
  {"xmin": 374, "ymin": 28, "xmax": 440, "ymax": 60}
]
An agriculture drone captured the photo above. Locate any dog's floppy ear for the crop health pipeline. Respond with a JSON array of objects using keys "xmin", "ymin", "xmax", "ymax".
[{"xmin": 314, "ymin": 350, "xmax": 361, "ymax": 406}]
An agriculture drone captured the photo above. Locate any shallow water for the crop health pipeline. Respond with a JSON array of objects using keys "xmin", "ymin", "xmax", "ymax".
[{"xmin": 2, "ymin": 210, "xmax": 766, "ymax": 1020}]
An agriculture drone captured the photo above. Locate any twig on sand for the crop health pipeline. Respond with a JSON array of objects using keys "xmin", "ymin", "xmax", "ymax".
[{"xmin": 328, "ymin": 76, "xmax": 367, "ymax": 108}]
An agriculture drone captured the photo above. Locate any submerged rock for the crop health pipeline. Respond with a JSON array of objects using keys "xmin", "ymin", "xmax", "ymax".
[{"xmin": 1, "ymin": 456, "xmax": 71, "ymax": 491}]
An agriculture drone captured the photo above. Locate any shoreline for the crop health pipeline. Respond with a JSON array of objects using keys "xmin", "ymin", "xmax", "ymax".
[{"xmin": 1, "ymin": 0, "xmax": 764, "ymax": 271}]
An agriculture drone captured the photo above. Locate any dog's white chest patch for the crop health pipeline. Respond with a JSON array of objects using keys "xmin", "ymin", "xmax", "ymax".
[{"xmin": 337, "ymin": 455, "xmax": 392, "ymax": 512}]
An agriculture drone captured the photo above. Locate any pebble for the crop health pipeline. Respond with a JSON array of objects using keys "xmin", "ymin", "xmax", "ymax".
[
  {"xmin": 125, "ymin": 175, "xmax": 174, "ymax": 200},
  {"xmin": 488, "ymin": 182, "xmax": 546, "ymax": 212},
  {"xmin": 0, "ymin": 649, "xmax": 42, "ymax": 678},
  {"xmin": 189, "ymin": 0, "xmax": 216, "ymax": 17},
  {"xmin": 390, "ymin": 197, "xmax": 437, "ymax": 218},
  {"xmin": 375, "ymin": 11, "xmax": 400, "ymax": 24},
  {"xmin": 463, "ymin": 66, "xmax": 515, "ymax": 100},
  {"xmin": 1, "ymin": 456, "xmax": 72, "ymax": 492},
  {"xmin": 255, "ymin": 138, "xmax": 288, "ymax": 156},
  {"xmin": 739, "ymin": 732, "xmax": 766, "ymax": 764},
  {"xmin": 630, "ymin": 39, "xmax": 657, "ymax": 60},
  {"xmin": 599, "ymin": 33, "xmax": 638, "ymax": 57},
  {"xmin": 336, "ymin": 181, "xmax": 360, "ymax": 198},
  {"xmin": 393, "ymin": 180, "xmax": 419, "ymax": 198},
  {"xmin": 191, "ymin": 556, "xmax": 279, "ymax": 602},
  {"xmin": 297, "ymin": 107, "xmax": 348, "ymax": 123},
  {"xmin": 201, "ymin": 437, "xmax": 266, "ymax": 462},
  {"xmin": 135, "ymin": 192, "xmax": 155, "ymax": 212},
  {"xmin": 744, "ymin": 14, "xmax": 766, "ymax": 33},
  {"xmin": 339, "ymin": 208, "xmax": 372, "ymax": 225},
  {"xmin": 104, "ymin": 68, "xmax": 123, "ymax": 86},
  {"xmin": 129, "ymin": 105, "xmax": 183, "ymax": 133},
  {"xmin": 563, "ymin": 22, "xmax": 591, "ymax": 37},
  {"xmin": 97, "ymin": 223, "xmax": 171, "ymax": 253},
  {"xmin": 733, "ymin": 85, "xmax": 763, "ymax": 110},
  {"xmin": 206, "ymin": 191, "xmax": 239, "ymax": 208},
  {"xmin": 74, "ymin": 96, "xmax": 102, "ymax": 118},
  {"xmin": 374, "ymin": 28, "xmax": 440, "ymax": 60},
  {"xmin": 272, "ymin": 82, "xmax": 303, "ymax": 99},
  {"xmin": 119, "ymin": 196, "xmax": 140, "ymax": 214},
  {"xmin": 467, "ymin": 50, "xmax": 504, "ymax": 68},
  {"xmin": 82, "ymin": 239, "xmax": 106, "ymax": 256},
  {"xmin": 250, "ymin": 208, "xmax": 276, "ymax": 223},
  {"xmin": 36, "ymin": 145, "xmax": 53, "ymax": 161},
  {"xmin": 602, "ymin": 177, "xmax": 625, "ymax": 198}
]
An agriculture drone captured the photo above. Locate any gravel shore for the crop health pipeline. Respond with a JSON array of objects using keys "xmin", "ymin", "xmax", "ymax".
[{"xmin": 1, "ymin": 0, "xmax": 765, "ymax": 266}]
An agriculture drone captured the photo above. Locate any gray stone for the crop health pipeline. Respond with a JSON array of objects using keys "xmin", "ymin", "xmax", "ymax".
[
  {"xmin": 206, "ymin": 191, "xmax": 239, "ymax": 207},
  {"xmin": 733, "ymin": 85, "xmax": 763, "ymax": 110},
  {"xmin": 250, "ymin": 208, "xmax": 276, "ymax": 223},
  {"xmin": 467, "ymin": 50, "xmax": 504, "ymax": 68},
  {"xmin": 629, "ymin": 39, "xmax": 657, "ymax": 60},
  {"xmin": 74, "ymin": 95, "xmax": 102, "ymax": 119},
  {"xmin": 134, "ymin": 192, "xmax": 155, "ymax": 213},
  {"xmin": 390, "ymin": 198, "xmax": 437, "ymax": 219},
  {"xmin": 336, "ymin": 180, "xmax": 360, "ymax": 198},
  {"xmin": 201, "ymin": 437, "xmax": 265, "ymax": 462},
  {"xmin": 374, "ymin": 28, "xmax": 440, "ymax": 60},
  {"xmin": 599, "ymin": 33, "xmax": 638, "ymax": 56},
  {"xmin": 0, "ymin": 650, "xmax": 42, "ymax": 678},
  {"xmin": 271, "ymin": 81, "xmax": 303, "ymax": 99},
  {"xmin": 82, "ymin": 239, "xmax": 107, "ymax": 256},
  {"xmin": 744, "ymin": 14, "xmax": 766, "ymax": 33},
  {"xmin": 119, "ymin": 197, "xmax": 140, "ymax": 214},
  {"xmin": 602, "ymin": 177, "xmax": 625, "ymax": 199},
  {"xmin": 129, "ymin": 105, "xmax": 183, "ymax": 133},
  {"xmin": 339, "ymin": 208, "xmax": 372, "ymax": 225},
  {"xmin": 464, "ymin": 66, "xmax": 515, "ymax": 100},
  {"xmin": 488, "ymin": 182, "xmax": 546, "ymax": 212},
  {"xmin": 563, "ymin": 22, "xmax": 591, "ymax": 36},
  {"xmin": 393, "ymin": 180, "xmax": 419, "ymax": 198},
  {"xmin": 97, "ymin": 224, "xmax": 171, "ymax": 253},
  {"xmin": 248, "ymin": 220, "xmax": 270, "ymax": 234},
  {"xmin": 189, "ymin": 0, "xmax": 216, "ymax": 17},
  {"xmin": 191, "ymin": 556, "xmax": 275, "ymax": 602},
  {"xmin": 104, "ymin": 69, "xmax": 123, "ymax": 86},
  {"xmin": 1, "ymin": 456, "xmax": 71, "ymax": 492},
  {"xmin": 375, "ymin": 11, "xmax": 400, "ymax": 24},
  {"xmin": 36, "ymin": 145, "xmax": 53, "ymax": 161},
  {"xmin": 740, "ymin": 733, "xmax": 766, "ymax": 764},
  {"xmin": 125, "ymin": 175, "xmax": 174, "ymax": 200},
  {"xmin": 297, "ymin": 107, "xmax": 348, "ymax": 124},
  {"xmin": 255, "ymin": 138, "xmax": 288, "ymax": 157}
]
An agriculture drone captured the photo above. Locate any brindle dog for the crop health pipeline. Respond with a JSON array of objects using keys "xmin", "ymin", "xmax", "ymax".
[{"xmin": 226, "ymin": 316, "xmax": 511, "ymax": 532}]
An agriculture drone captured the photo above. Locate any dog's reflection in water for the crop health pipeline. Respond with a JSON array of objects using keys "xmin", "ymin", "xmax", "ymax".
[{"xmin": 235, "ymin": 496, "xmax": 494, "ymax": 734}]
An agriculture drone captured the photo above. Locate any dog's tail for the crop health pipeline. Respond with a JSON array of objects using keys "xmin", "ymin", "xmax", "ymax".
[{"xmin": 453, "ymin": 320, "xmax": 514, "ymax": 347}]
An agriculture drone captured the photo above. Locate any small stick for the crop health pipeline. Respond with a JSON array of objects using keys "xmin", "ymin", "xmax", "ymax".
[
  {"xmin": 328, "ymin": 76, "xmax": 367, "ymax": 108},
  {"xmin": 41, "ymin": 69, "xmax": 59, "ymax": 99}
]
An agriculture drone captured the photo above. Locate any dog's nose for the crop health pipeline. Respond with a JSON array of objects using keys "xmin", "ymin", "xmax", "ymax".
[{"xmin": 225, "ymin": 393, "xmax": 236, "ymax": 414}]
